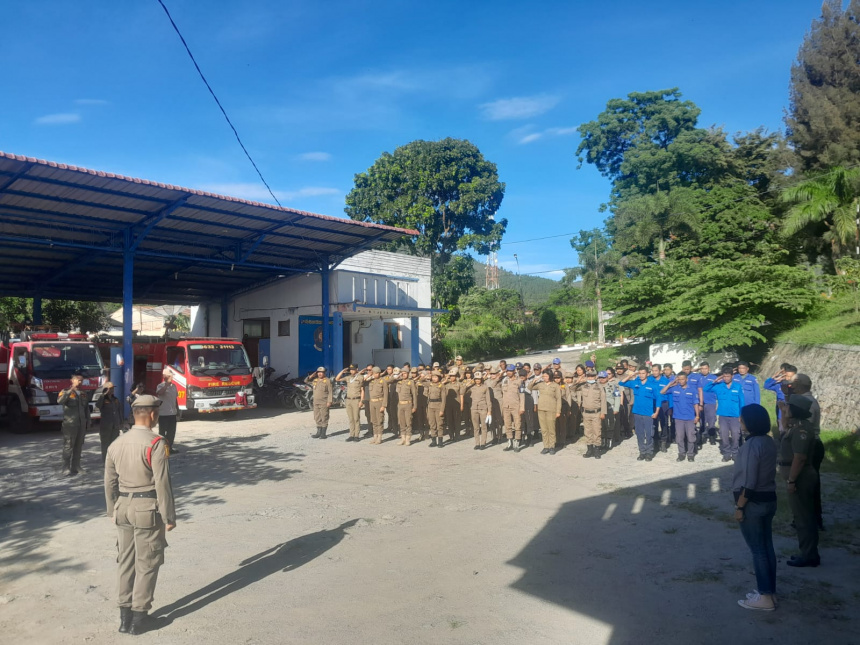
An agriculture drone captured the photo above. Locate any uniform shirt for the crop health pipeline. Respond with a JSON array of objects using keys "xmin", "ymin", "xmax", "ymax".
[
  {"xmin": 780, "ymin": 419, "xmax": 817, "ymax": 476},
  {"xmin": 500, "ymin": 377, "xmax": 525, "ymax": 411},
  {"xmin": 425, "ymin": 381, "xmax": 445, "ymax": 403},
  {"xmin": 344, "ymin": 374, "xmax": 364, "ymax": 399},
  {"xmin": 527, "ymin": 380, "xmax": 562, "ymax": 414},
  {"xmin": 733, "ymin": 373, "xmax": 761, "ymax": 406},
  {"xmin": 368, "ymin": 378, "xmax": 388, "ymax": 407},
  {"xmin": 58, "ymin": 387, "xmax": 91, "ymax": 429},
  {"xmin": 699, "ymin": 373, "xmax": 718, "ymax": 405},
  {"xmin": 575, "ymin": 382, "xmax": 606, "ymax": 414},
  {"xmin": 156, "ymin": 381, "xmax": 179, "ymax": 416},
  {"xmin": 602, "ymin": 380, "xmax": 622, "ymax": 413},
  {"xmin": 762, "ymin": 377, "xmax": 785, "ymax": 404},
  {"xmin": 305, "ymin": 375, "xmax": 333, "ymax": 404},
  {"xmin": 666, "ymin": 384, "xmax": 698, "ymax": 420},
  {"xmin": 686, "ymin": 372, "xmax": 704, "ymax": 403},
  {"xmin": 98, "ymin": 394, "xmax": 123, "ymax": 433},
  {"xmin": 703, "ymin": 378, "xmax": 745, "ymax": 417},
  {"xmin": 655, "ymin": 374, "xmax": 672, "ymax": 405},
  {"xmin": 469, "ymin": 382, "xmax": 492, "ymax": 411},
  {"xmin": 618, "ymin": 377, "xmax": 657, "ymax": 416},
  {"xmin": 395, "ymin": 378, "xmax": 418, "ymax": 406},
  {"xmin": 444, "ymin": 380, "xmax": 462, "ymax": 406},
  {"xmin": 104, "ymin": 425, "xmax": 176, "ymax": 524}
]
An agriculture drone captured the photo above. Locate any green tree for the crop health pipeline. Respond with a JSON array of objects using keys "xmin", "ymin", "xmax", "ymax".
[
  {"xmin": 345, "ymin": 138, "xmax": 506, "ymax": 265},
  {"xmin": 432, "ymin": 254, "xmax": 476, "ymax": 328},
  {"xmin": 0, "ymin": 298, "xmax": 110, "ymax": 334},
  {"xmin": 567, "ymin": 229, "xmax": 625, "ymax": 343},
  {"xmin": 831, "ymin": 258, "xmax": 860, "ymax": 314},
  {"xmin": 614, "ymin": 189, "xmax": 699, "ymax": 264},
  {"xmin": 786, "ymin": 0, "xmax": 860, "ymax": 173},
  {"xmin": 781, "ymin": 166, "xmax": 860, "ymax": 260}
]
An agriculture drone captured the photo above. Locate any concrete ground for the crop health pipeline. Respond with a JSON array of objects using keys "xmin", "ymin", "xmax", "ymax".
[{"xmin": 1, "ymin": 378, "xmax": 858, "ymax": 645}]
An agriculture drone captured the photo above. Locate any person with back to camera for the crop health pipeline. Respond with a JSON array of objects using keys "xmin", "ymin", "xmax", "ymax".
[{"xmin": 733, "ymin": 404, "xmax": 778, "ymax": 611}]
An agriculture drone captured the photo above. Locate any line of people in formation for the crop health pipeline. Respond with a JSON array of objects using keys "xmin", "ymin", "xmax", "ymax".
[{"xmin": 301, "ymin": 354, "xmax": 803, "ymax": 464}]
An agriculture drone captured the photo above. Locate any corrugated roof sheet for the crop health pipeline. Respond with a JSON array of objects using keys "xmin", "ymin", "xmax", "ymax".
[{"xmin": 0, "ymin": 151, "xmax": 418, "ymax": 304}]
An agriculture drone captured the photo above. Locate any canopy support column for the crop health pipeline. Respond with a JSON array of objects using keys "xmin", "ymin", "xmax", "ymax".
[
  {"xmin": 321, "ymin": 260, "xmax": 331, "ymax": 372},
  {"xmin": 32, "ymin": 295, "xmax": 42, "ymax": 326},
  {"xmin": 122, "ymin": 231, "xmax": 134, "ymax": 418},
  {"xmin": 221, "ymin": 298, "xmax": 229, "ymax": 337},
  {"xmin": 410, "ymin": 316, "xmax": 420, "ymax": 367},
  {"xmin": 333, "ymin": 312, "xmax": 344, "ymax": 374}
]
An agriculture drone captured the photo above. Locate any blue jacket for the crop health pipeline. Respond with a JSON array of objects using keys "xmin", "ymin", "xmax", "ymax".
[
  {"xmin": 733, "ymin": 373, "xmax": 760, "ymax": 405},
  {"xmin": 699, "ymin": 373, "xmax": 718, "ymax": 405},
  {"xmin": 667, "ymin": 384, "xmax": 698, "ymax": 420},
  {"xmin": 687, "ymin": 372, "xmax": 703, "ymax": 402},
  {"xmin": 763, "ymin": 377, "xmax": 785, "ymax": 403},
  {"xmin": 703, "ymin": 378, "xmax": 745, "ymax": 418},
  {"xmin": 656, "ymin": 374, "xmax": 672, "ymax": 405},
  {"xmin": 619, "ymin": 377, "xmax": 657, "ymax": 416}
]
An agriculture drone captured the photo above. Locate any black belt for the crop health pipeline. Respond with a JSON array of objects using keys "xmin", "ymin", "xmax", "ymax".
[
  {"xmin": 583, "ymin": 409, "xmax": 600, "ymax": 414},
  {"xmin": 119, "ymin": 490, "xmax": 157, "ymax": 499},
  {"xmin": 347, "ymin": 397, "xmax": 361, "ymax": 400},
  {"xmin": 778, "ymin": 461, "xmax": 792, "ymax": 467}
]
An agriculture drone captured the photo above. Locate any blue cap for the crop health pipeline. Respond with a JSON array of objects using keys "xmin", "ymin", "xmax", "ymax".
[
  {"xmin": 506, "ymin": 364, "xmax": 515, "ymax": 372},
  {"xmin": 552, "ymin": 358, "xmax": 561, "ymax": 364},
  {"xmin": 598, "ymin": 371, "xmax": 608, "ymax": 378},
  {"xmin": 585, "ymin": 360, "xmax": 595, "ymax": 368},
  {"xmin": 515, "ymin": 362, "xmax": 523, "ymax": 369}
]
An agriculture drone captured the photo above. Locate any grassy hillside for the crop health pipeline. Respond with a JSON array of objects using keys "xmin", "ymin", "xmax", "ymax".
[
  {"xmin": 472, "ymin": 258, "xmax": 563, "ymax": 306},
  {"xmin": 777, "ymin": 295, "xmax": 860, "ymax": 346}
]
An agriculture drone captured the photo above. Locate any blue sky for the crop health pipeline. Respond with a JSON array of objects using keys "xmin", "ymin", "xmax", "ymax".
[{"xmin": 1, "ymin": 0, "xmax": 819, "ymax": 279}]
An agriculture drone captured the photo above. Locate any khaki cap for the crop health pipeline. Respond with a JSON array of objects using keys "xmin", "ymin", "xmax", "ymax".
[
  {"xmin": 455, "ymin": 355, "xmax": 463, "ymax": 361},
  {"xmin": 392, "ymin": 367, "xmax": 401, "ymax": 375},
  {"xmin": 103, "ymin": 381, "xmax": 115, "ymax": 389},
  {"xmin": 131, "ymin": 394, "xmax": 162, "ymax": 408},
  {"xmin": 371, "ymin": 366, "xmax": 381, "ymax": 374},
  {"xmin": 316, "ymin": 366, "xmax": 326, "ymax": 372},
  {"xmin": 448, "ymin": 368, "xmax": 458, "ymax": 376}
]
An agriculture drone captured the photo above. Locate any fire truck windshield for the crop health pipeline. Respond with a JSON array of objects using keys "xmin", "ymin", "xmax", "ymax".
[
  {"xmin": 31, "ymin": 343, "xmax": 104, "ymax": 378},
  {"xmin": 187, "ymin": 343, "xmax": 252, "ymax": 376}
]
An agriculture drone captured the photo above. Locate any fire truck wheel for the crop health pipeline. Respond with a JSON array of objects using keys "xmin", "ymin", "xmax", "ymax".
[{"xmin": 8, "ymin": 404, "xmax": 33, "ymax": 434}]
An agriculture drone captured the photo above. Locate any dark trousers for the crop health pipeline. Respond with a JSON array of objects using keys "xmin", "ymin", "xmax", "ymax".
[
  {"xmin": 699, "ymin": 403, "xmax": 717, "ymax": 443},
  {"xmin": 158, "ymin": 415, "xmax": 177, "ymax": 447},
  {"xmin": 633, "ymin": 413, "xmax": 654, "ymax": 455},
  {"xmin": 100, "ymin": 423, "xmax": 120, "ymax": 461},
  {"xmin": 619, "ymin": 402, "xmax": 632, "ymax": 438},
  {"xmin": 788, "ymin": 469, "xmax": 820, "ymax": 561},
  {"xmin": 738, "ymin": 500, "xmax": 777, "ymax": 595},
  {"xmin": 675, "ymin": 418, "xmax": 697, "ymax": 456},
  {"xmin": 812, "ymin": 438, "xmax": 825, "ymax": 527},
  {"xmin": 656, "ymin": 401, "xmax": 672, "ymax": 447},
  {"xmin": 61, "ymin": 423, "xmax": 86, "ymax": 472},
  {"xmin": 718, "ymin": 415, "xmax": 740, "ymax": 457}
]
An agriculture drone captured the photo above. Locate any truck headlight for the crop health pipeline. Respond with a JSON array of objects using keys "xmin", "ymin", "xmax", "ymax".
[
  {"xmin": 188, "ymin": 386, "xmax": 204, "ymax": 399},
  {"xmin": 29, "ymin": 388, "xmax": 50, "ymax": 405},
  {"xmin": 243, "ymin": 386, "xmax": 254, "ymax": 395}
]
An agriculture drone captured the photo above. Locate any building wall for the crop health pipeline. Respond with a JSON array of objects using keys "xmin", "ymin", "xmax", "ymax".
[{"xmin": 190, "ymin": 250, "xmax": 432, "ymax": 379}]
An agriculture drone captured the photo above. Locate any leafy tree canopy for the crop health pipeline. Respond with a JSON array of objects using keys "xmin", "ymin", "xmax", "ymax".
[
  {"xmin": 0, "ymin": 298, "xmax": 111, "ymax": 334},
  {"xmin": 345, "ymin": 138, "xmax": 506, "ymax": 265}
]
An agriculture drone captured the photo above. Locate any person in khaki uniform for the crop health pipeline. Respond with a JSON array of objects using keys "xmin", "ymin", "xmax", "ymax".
[
  {"xmin": 361, "ymin": 363, "xmax": 374, "ymax": 438},
  {"xmin": 336, "ymin": 365, "xmax": 364, "ymax": 442},
  {"xmin": 600, "ymin": 371, "xmax": 623, "ymax": 451},
  {"xmin": 367, "ymin": 367, "xmax": 388, "ymax": 444},
  {"xmin": 555, "ymin": 371, "xmax": 570, "ymax": 448},
  {"xmin": 577, "ymin": 368, "xmax": 607, "ymax": 459},
  {"xmin": 500, "ymin": 365, "xmax": 525, "ymax": 451},
  {"xmin": 468, "ymin": 372, "xmax": 493, "ymax": 450},
  {"xmin": 488, "ymin": 366, "xmax": 504, "ymax": 444},
  {"xmin": 425, "ymin": 370, "xmax": 446, "ymax": 447},
  {"xmin": 395, "ymin": 371, "xmax": 418, "ymax": 445},
  {"xmin": 104, "ymin": 394, "xmax": 176, "ymax": 635},
  {"xmin": 412, "ymin": 367, "xmax": 428, "ymax": 440},
  {"xmin": 461, "ymin": 368, "xmax": 474, "ymax": 436},
  {"xmin": 444, "ymin": 369, "xmax": 463, "ymax": 442},
  {"xmin": 306, "ymin": 367, "xmax": 333, "ymax": 439},
  {"xmin": 384, "ymin": 366, "xmax": 399, "ymax": 435},
  {"xmin": 58, "ymin": 374, "xmax": 91, "ymax": 476},
  {"xmin": 528, "ymin": 371, "xmax": 562, "ymax": 455}
]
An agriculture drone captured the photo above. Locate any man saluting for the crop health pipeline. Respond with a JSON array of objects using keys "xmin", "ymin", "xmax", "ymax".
[{"xmin": 104, "ymin": 394, "xmax": 176, "ymax": 635}]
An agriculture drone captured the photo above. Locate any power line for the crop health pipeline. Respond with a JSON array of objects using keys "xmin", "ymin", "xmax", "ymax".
[{"xmin": 504, "ymin": 232, "xmax": 578, "ymax": 245}]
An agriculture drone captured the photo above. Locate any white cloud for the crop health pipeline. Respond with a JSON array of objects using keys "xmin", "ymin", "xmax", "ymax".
[
  {"xmin": 480, "ymin": 94, "xmax": 559, "ymax": 121},
  {"xmin": 297, "ymin": 152, "xmax": 332, "ymax": 162},
  {"xmin": 200, "ymin": 183, "xmax": 341, "ymax": 204},
  {"xmin": 516, "ymin": 125, "xmax": 580, "ymax": 145},
  {"xmin": 33, "ymin": 112, "xmax": 81, "ymax": 126},
  {"xmin": 75, "ymin": 98, "xmax": 109, "ymax": 106}
]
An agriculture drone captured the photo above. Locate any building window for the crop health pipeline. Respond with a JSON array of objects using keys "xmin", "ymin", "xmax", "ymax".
[
  {"xmin": 243, "ymin": 319, "xmax": 270, "ymax": 338},
  {"xmin": 384, "ymin": 322, "xmax": 401, "ymax": 349},
  {"xmin": 278, "ymin": 320, "xmax": 291, "ymax": 337}
]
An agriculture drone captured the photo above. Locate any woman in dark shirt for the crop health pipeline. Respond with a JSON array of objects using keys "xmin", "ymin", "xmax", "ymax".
[{"xmin": 733, "ymin": 404, "xmax": 778, "ymax": 611}]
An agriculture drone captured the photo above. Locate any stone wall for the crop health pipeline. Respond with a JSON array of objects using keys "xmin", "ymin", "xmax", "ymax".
[{"xmin": 760, "ymin": 342, "xmax": 860, "ymax": 431}]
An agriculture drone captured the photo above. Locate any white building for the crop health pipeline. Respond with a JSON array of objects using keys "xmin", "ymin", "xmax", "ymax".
[{"xmin": 190, "ymin": 250, "xmax": 434, "ymax": 378}]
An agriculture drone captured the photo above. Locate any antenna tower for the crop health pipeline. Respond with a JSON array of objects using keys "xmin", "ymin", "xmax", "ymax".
[{"xmin": 485, "ymin": 252, "xmax": 500, "ymax": 290}]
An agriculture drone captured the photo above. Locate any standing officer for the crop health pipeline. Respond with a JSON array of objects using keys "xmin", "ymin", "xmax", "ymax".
[
  {"xmin": 527, "ymin": 370, "xmax": 562, "ymax": 455},
  {"xmin": 367, "ymin": 367, "xmax": 388, "ymax": 444},
  {"xmin": 781, "ymin": 392, "xmax": 820, "ymax": 567},
  {"xmin": 577, "ymin": 368, "xmax": 607, "ymax": 459},
  {"xmin": 784, "ymin": 374, "xmax": 825, "ymax": 531},
  {"xmin": 600, "ymin": 371, "xmax": 622, "ymax": 451},
  {"xmin": 661, "ymin": 373, "xmax": 699, "ymax": 462},
  {"xmin": 444, "ymin": 369, "xmax": 463, "ymax": 442},
  {"xmin": 733, "ymin": 361, "xmax": 761, "ymax": 405},
  {"xmin": 361, "ymin": 363, "xmax": 374, "ymax": 438},
  {"xmin": 104, "ymin": 394, "xmax": 176, "ymax": 635},
  {"xmin": 697, "ymin": 362, "xmax": 718, "ymax": 447},
  {"xmin": 414, "ymin": 367, "xmax": 428, "ymax": 441},
  {"xmin": 703, "ymin": 366, "xmax": 746, "ymax": 462},
  {"xmin": 97, "ymin": 381, "xmax": 123, "ymax": 462},
  {"xmin": 617, "ymin": 366, "xmax": 659, "ymax": 461},
  {"xmin": 155, "ymin": 369, "xmax": 178, "ymax": 449},
  {"xmin": 385, "ymin": 366, "xmax": 399, "ymax": 436},
  {"xmin": 488, "ymin": 365, "xmax": 505, "ymax": 445},
  {"xmin": 468, "ymin": 371, "xmax": 493, "ymax": 450},
  {"xmin": 454, "ymin": 355, "xmax": 467, "ymax": 378},
  {"xmin": 501, "ymin": 365, "xmax": 525, "ymax": 452},
  {"xmin": 521, "ymin": 364, "xmax": 537, "ymax": 444},
  {"xmin": 395, "ymin": 369, "xmax": 418, "ymax": 446},
  {"xmin": 425, "ymin": 370, "xmax": 446, "ymax": 447},
  {"xmin": 58, "ymin": 373, "xmax": 90, "ymax": 476},
  {"xmin": 656, "ymin": 363, "xmax": 675, "ymax": 452},
  {"xmin": 764, "ymin": 363, "xmax": 796, "ymax": 436},
  {"xmin": 306, "ymin": 367, "xmax": 333, "ymax": 439},
  {"xmin": 336, "ymin": 365, "xmax": 364, "ymax": 442}
]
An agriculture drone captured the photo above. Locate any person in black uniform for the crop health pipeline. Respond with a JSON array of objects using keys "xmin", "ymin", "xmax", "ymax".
[{"xmin": 780, "ymin": 392, "xmax": 820, "ymax": 567}]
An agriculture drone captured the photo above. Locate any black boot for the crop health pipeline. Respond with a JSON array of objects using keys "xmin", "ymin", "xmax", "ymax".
[
  {"xmin": 118, "ymin": 607, "xmax": 132, "ymax": 633},
  {"xmin": 319, "ymin": 427, "xmax": 327, "ymax": 439},
  {"xmin": 503, "ymin": 439, "xmax": 514, "ymax": 451},
  {"xmin": 584, "ymin": 445, "xmax": 594, "ymax": 458},
  {"xmin": 311, "ymin": 428, "xmax": 321, "ymax": 439},
  {"xmin": 515, "ymin": 439, "xmax": 523, "ymax": 452},
  {"xmin": 429, "ymin": 438, "xmax": 437, "ymax": 447},
  {"xmin": 593, "ymin": 446, "xmax": 602, "ymax": 460},
  {"xmin": 128, "ymin": 611, "xmax": 148, "ymax": 635}
]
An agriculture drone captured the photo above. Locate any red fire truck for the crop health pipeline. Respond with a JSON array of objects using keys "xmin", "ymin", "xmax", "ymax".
[
  {"xmin": 0, "ymin": 332, "xmax": 106, "ymax": 433},
  {"xmin": 102, "ymin": 337, "xmax": 257, "ymax": 415}
]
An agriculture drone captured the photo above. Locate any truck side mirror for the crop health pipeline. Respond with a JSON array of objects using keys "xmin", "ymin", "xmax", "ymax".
[
  {"xmin": 262, "ymin": 356, "xmax": 269, "ymax": 367},
  {"xmin": 18, "ymin": 355, "xmax": 27, "ymax": 368}
]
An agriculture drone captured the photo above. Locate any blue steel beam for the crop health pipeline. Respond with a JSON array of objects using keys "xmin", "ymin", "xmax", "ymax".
[
  {"xmin": 321, "ymin": 260, "xmax": 331, "ymax": 372},
  {"xmin": 4, "ymin": 187, "xmax": 156, "ymax": 217},
  {"xmin": 122, "ymin": 230, "xmax": 134, "ymax": 416},
  {"xmin": 0, "ymin": 163, "xmax": 35, "ymax": 194},
  {"xmin": 130, "ymin": 196, "xmax": 190, "ymax": 251}
]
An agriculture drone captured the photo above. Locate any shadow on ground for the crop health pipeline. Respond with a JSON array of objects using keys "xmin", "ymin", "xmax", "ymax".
[
  {"xmin": 153, "ymin": 519, "xmax": 358, "ymax": 627},
  {"xmin": 0, "ymin": 430, "xmax": 303, "ymax": 583},
  {"xmin": 507, "ymin": 466, "xmax": 858, "ymax": 645}
]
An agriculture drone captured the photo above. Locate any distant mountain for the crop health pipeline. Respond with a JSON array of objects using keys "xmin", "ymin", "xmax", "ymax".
[{"xmin": 472, "ymin": 258, "xmax": 564, "ymax": 306}]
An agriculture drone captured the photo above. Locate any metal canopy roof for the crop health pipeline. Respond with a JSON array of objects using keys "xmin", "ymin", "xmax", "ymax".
[{"xmin": 0, "ymin": 151, "xmax": 418, "ymax": 304}]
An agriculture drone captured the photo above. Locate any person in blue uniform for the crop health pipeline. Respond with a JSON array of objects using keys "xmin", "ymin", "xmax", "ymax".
[
  {"xmin": 697, "ymin": 362, "xmax": 718, "ymax": 448},
  {"xmin": 763, "ymin": 363, "xmax": 796, "ymax": 436},
  {"xmin": 704, "ymin": 366, "xmax": 746, "ymax": 462},
  {"xmin": 617, "ymin": 365, "xmax": 659, "ymax": 461},
  {"xmin": 655, "ymin": 363, "xmax": 674, "ymax": 452},
  {"xmin": 661, "ymin": 372, "xmax": 700, "ymax": 462},
  {"xmin": 733, "ymin": 361, "xmax": 761, "ymax": 405}
]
